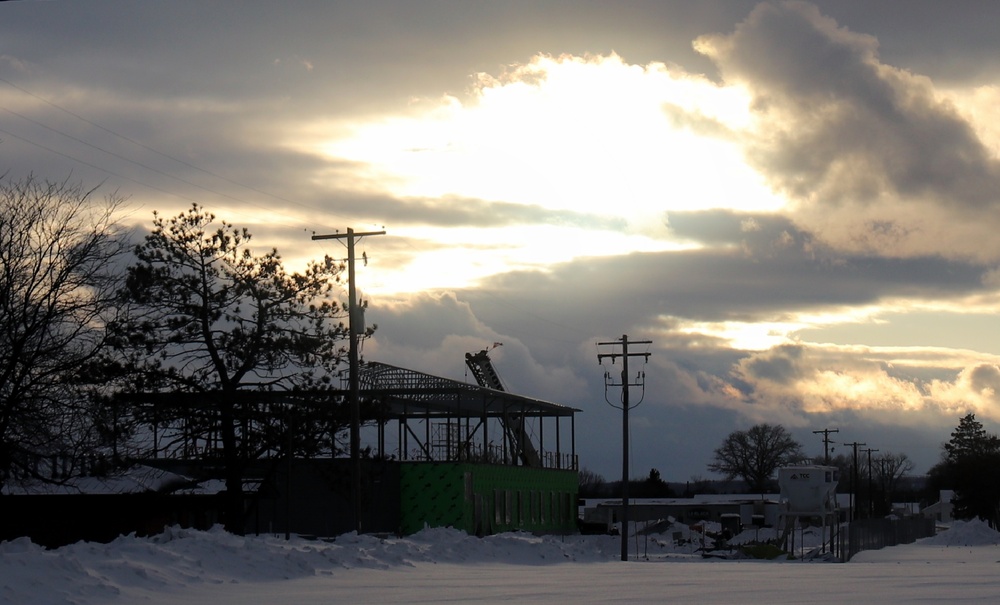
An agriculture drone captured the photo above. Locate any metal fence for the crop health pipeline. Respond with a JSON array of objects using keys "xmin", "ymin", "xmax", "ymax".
[{"xmin": 839, "ymin": 517, "xmax": 936, "ymax": 561}]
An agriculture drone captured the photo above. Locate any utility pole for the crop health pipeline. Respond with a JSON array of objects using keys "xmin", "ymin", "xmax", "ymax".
[
  {"xmin": 597, "ymin": 335, "xmax": 651, "ymax": 562},
  {"xmin": 312, "ymin": 227, "xmax": 385, "ymax": 534},
  {"xmin": 844, "ymin": 441, "xmax": 866, "ymax": 522},
  {"xmin": 813, "ymin": 428, "xmax": 839, "ymax": 464},
  {"xmin": 862, "ymin": 448, "xmax": 879, "ymax": 519}
]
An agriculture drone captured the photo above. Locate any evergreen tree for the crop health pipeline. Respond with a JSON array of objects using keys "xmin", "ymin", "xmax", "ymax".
[
  {"xmin": 941, "ymin": 414, "xmax": 1000, "ymax": 527},
  {"xmin": 112, "ymin": 205, "xmax": 353, "ymax": 533}
]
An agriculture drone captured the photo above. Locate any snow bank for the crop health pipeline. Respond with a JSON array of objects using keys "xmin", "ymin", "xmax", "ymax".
[
  {"xmin": 0, "ymin": 526, "xmax": 630, "ymax": 604},
  {"xmin": 920, "ymin": 518, "xmax": 1000, "ymax": 547},
  {"xmin": 5, "ymin": 520, "xmax": 999, "ymax": 604}
]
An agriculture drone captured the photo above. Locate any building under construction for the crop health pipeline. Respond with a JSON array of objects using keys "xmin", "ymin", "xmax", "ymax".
[
  {"xmin": 75, "ymin": 350, "xmax": 582, "ymax": 541},
  {"xmin": 347, "ymin": 352, "xmax": 580, "ymax": 536}
]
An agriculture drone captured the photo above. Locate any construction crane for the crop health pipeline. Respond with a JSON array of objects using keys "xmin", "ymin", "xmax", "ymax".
[{"xmin": 465, "ymin": 347, "xmax": 541, "ymax": 467}]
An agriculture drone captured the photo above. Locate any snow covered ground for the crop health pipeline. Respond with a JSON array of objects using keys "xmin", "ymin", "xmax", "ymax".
[{"xmin": 3, "ymin": 520, "xmax": 999, "ymax": 604}]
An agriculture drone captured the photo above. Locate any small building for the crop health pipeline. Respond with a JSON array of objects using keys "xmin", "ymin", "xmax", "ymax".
[
  {"xmin": 585, "ymin": 495, "xmax": 782, "ymax": 533},
  {"xmin": 921, "ymin": 490, "xmax": 954, "ymax": 523}
]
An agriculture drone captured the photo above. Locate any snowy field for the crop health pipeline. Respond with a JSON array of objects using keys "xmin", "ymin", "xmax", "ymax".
[{"xmin": 3, "ymin": 520, "xmax": 999, "ymax": 604}]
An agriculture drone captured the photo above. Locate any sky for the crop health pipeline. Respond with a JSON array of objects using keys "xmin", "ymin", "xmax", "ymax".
[
  {"xmin": 3, "ymin": 521, "xmax": 1000, "ymax": 604},
  {"xmin": 4, "ymin": 0, "xmax": 1000, "ymax": 482}
]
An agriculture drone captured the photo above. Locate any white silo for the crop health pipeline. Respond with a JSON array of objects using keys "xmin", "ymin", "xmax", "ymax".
[{"xmin": 778, "ymin": 465, "xmax": 838, "ymax": 514}]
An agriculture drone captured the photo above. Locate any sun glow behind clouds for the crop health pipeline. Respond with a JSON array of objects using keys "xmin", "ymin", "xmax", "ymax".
[
  {"xmin": 360, "ymin": 224, "xmax": 695, "ymax": 295},
  {"xmin": 321, "ymin": 54, "xmax": 778, "ymax": 218},
  {"xmin": 670, "ymin": 304, "xmax": 891, "ymax": 351},
  {"xmin": 302, "ymin": 53, "xmax": 785, "ymax": 293}
]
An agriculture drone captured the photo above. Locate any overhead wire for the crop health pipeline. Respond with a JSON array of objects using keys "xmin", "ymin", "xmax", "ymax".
[
  {"xmin": 1, "ymin": 78, "xmax": 618, "ymax": 353},
  {"xmin": 3, "ymin": 107, "xmax": 249, "ymax": 204},
  {"xmin": 0, "ymin": 75, "xmax": 362, "ymax": 230},
  {"xmin": 0, "ymin": 123, "xmax": 202, "ymax": 204}
]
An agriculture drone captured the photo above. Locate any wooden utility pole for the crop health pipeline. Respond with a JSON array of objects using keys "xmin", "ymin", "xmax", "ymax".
[
  {"xmin": 862, "ymin": 448, "xmax": 879, "ymax": 519},
  {"xmin": 844, "ymin": 441, "xmax": 866, "ymax": 522},
  {"xmin": 312, "ymin": 227, "xmax": 385, "ymax": 534},
  {"xmin": 597, "ymin": 335, "xmax": 651, "ymax": 562},
  {"xmin": 813, "ymin": 428, "xmax": 839, "ymax": 464}
]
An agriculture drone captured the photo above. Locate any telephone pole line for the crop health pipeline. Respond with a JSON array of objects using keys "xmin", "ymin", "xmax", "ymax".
[
  {"xmin": 597, "ymin": 334, "xmax": 651, "ymax": 562},
  {"xmin": 844, "ymin": 441, "xmax": 866, "ymax": 522},
  {"xmin": 312, "ymin": 227, "xmax": 385, "ymax": 534},
  {"xmin": 862, "ymin": 448, "xmax": 879, "ymax": 519},
  {"xmin": 813, "ymin": 428, "xmax": 839, "ymax": 464}
]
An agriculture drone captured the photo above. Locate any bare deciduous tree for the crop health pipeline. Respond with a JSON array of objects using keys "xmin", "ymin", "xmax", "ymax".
[
  {"xmin": 577, "ymin": 466, "xmax": 606, "ymax": 497},
  {"xmin": 0, "ymin": 175, "xmax": 128, "ymax": 491},
  {"xmin": 873, "ymin": 452, "xmax": 914, "ymax": 498},
  {"xmin": 708, "ymin": 423, "xmax": 804, "ymax": 492}
]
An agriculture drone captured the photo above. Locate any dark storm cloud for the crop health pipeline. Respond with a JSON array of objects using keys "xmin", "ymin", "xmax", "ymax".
[
  {"xmin": 815, "ymin": 0, "xmax": 1000, "ymax": 84},
  {"xmin": 665, "ymin": 209, "xmax": 805, "ymax": 246},
  {"xmin": 3, "ymin": 2, "xmax": 454, "ymax": 112},
  {"xmin": 967, "ymin": 364, "xmax": 1000, "ymax": 396},
  {"xmin": 697, "ymin": 2, "xmax": 1000, "ymax": 211},
  {"xmin": 368, "ymin": 283, "xmax": 966, "ymax": 479},
  {"xmin": 740, "ymin": 344, "xmax": 806, "ymax": 384},
  {"xmin": 1, "ymin": 1, "xmax": 752, "ymax": 114},
  {"xmin": 8, "ymin": 0, "xmax": 1000, "ymax": 238},
  {"xmin": 465, "ymin": 217, "xmax": 989, "ymax": 329}
]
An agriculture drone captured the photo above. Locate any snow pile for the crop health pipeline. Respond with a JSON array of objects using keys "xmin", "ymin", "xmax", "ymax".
[
  {"xmin": 0, "ymin": 526, "xmax": 635, "ymax": 604},
  {"xmin": 921, "ymin": 518, "xmax": 1000, "ymax": 546},
  {"xmin": 4, "ymin": 520, "xmax": 1000, "ymax": 604}
]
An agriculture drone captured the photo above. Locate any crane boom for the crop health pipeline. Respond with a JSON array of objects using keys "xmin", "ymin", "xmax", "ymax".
[{"xmin": 465, "ymin": 349, "xmax": 540, "ymax": 467}]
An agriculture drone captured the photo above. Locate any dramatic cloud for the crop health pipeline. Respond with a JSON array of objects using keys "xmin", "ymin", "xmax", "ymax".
[
  {"xmin": 7, "ymin": 1, "xmax": 1000, "ymax": 481},
  {"xmin": 695, "ymin": 1, "xmax": 1000, "ymax": 261}
]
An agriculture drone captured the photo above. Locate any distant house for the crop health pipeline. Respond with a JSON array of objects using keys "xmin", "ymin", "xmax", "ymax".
[
  {"xmin": 583, "ymin": 494, "xmax": 783, "ymax": 533},
  {"xmin": 921, "ymin": 490, "xmax": 954, "ymax": 523}
]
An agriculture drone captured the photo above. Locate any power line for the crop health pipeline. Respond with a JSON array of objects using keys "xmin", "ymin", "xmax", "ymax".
[
  {"xmin": 4, "ymin": 107, "xmax": 250, "ymax": 204},
  {"xmin": 311, "ymin": 227, "xmax": 386, "ymax": 534},
  {"xmin": 813, "ymin": 428, "xmax": 839, "ymax": 464},
  {"xmin": 0, "ymin": 124, "xmax": 202, "ymax": 204},
  {"xmin": 844, "ymin": 441, "xmax": 866, "ymax": 522},
  {"xmin": 0, "ymin": 75, "xmax": 355, "ymax": 225}
]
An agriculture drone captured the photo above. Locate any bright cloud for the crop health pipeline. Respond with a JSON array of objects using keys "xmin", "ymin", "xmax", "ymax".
[
  {"xmin": 695, "ymin": 2, "xmax": 1000, "ymax": 262},
  {"xmin": 296, "ymin": 53, "xmax": 790, "ymax": 293},
  {"xmin": 722, "ymin": 341, "xmax": 1000, "ymax": 429},
  {"xmin": 359, "ymin": 224, "xmax": 696, "ymax": 295},
  {"xmin": 320, "ymin": 53, "xmax": 779, "ymax": 220}
]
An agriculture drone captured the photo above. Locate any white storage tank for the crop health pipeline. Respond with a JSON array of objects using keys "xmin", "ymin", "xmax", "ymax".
[{"xmin": 778, "ymin": 465, "xmax": 838, "ymax": 514}]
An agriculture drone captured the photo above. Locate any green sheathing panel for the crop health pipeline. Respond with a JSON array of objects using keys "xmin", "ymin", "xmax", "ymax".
[
  {"xmin": 399, "ymin": 462, "xmax": 468, "ymax": 535},
  {"xmin": 399, "ymin": 462, "xmax": 578, "ymax": 536}
]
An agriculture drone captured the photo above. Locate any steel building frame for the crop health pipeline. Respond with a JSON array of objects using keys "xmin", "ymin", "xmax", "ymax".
[
  {"xmin": 359, "ymin": 361, "xmax": 579, "ymax": 470},
  {"xmin": 123, "ymin": 360, "xmax": 579, "ymax": 471}
]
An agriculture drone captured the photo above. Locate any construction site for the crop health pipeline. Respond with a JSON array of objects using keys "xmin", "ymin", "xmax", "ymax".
[{"xmin": 4, "ymin": 347, "xmax": 581, "ymax": 546}]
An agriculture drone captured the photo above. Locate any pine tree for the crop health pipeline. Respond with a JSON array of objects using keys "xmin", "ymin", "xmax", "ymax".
[
  {"xmin": 112, "ymin": 205, "xmax": 353, "ymax": 533},
  {"xmin": 942, "ymin": 414, "xmax": 1000, "ymax": 527}
]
